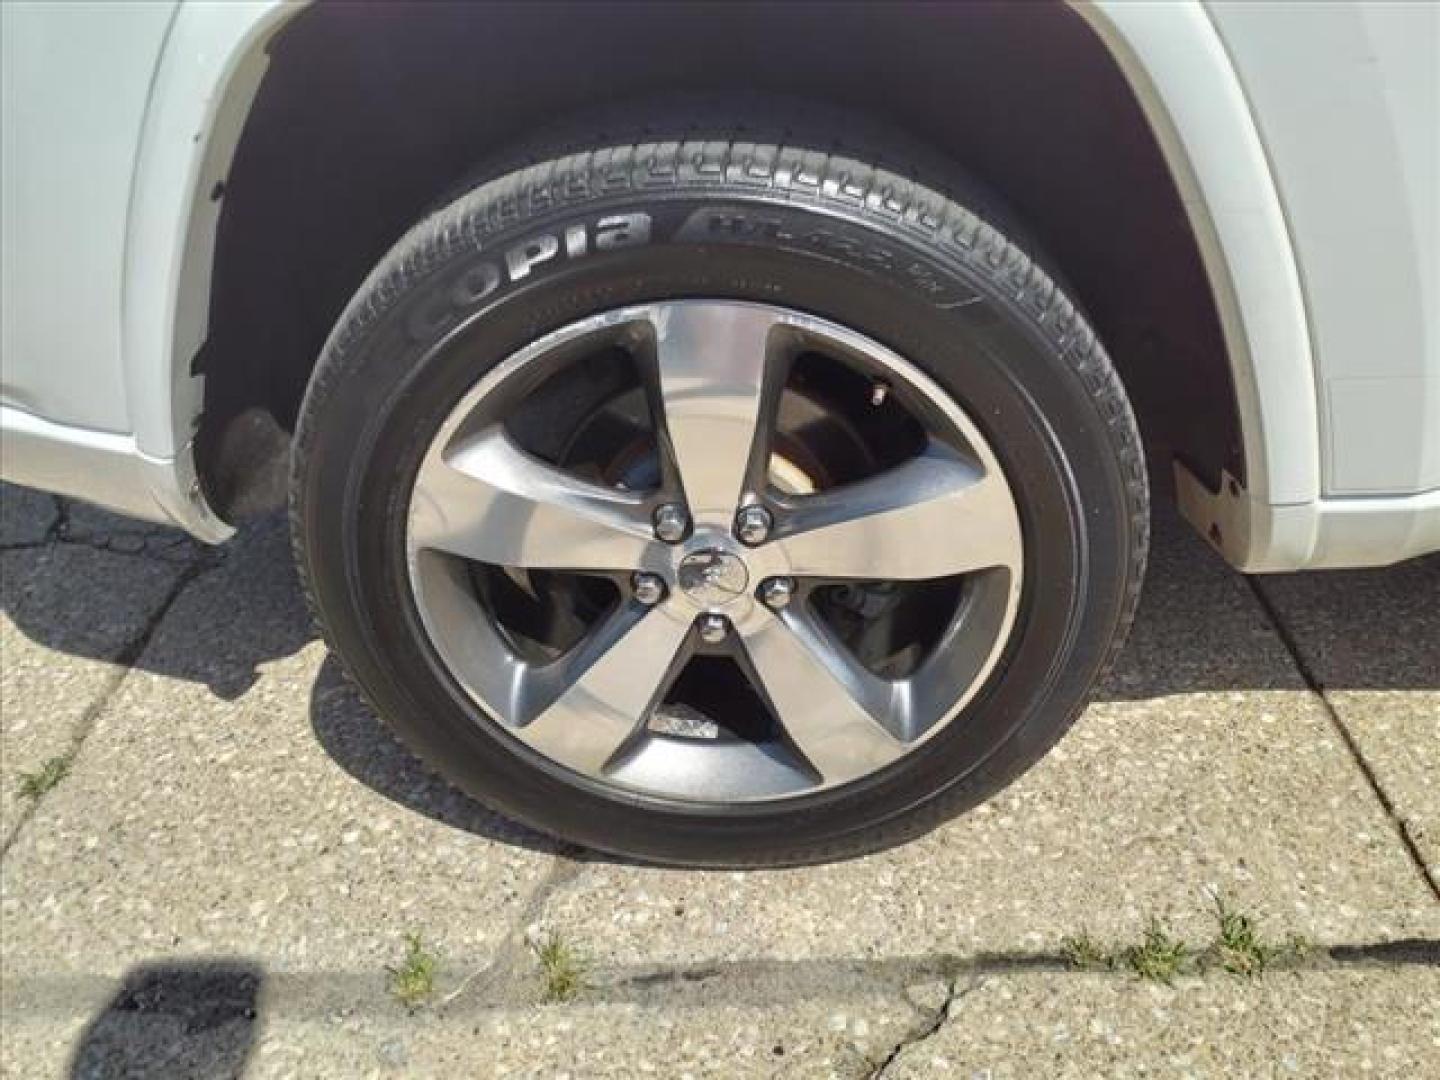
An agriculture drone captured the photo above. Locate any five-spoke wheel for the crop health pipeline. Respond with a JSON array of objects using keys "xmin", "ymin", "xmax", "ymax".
[{"xmin": 406, "ymin": 302, "xmax": 1024, "ymax": 801}]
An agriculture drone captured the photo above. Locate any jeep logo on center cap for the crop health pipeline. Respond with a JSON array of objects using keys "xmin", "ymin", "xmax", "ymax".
[{"xmin": 677, "ymin": 549, "xmax": 749, "ymax": 606}]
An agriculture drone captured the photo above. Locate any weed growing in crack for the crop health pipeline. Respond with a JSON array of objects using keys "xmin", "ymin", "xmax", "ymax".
[
  {"xmin": 17, "ymin": 754, "xmax": 72, "ymax": 800},
  {"xmin": 387, "ymin": 932, "xmax": 438, "ymax": 1008},
  {"xmin": 531, "ymin": 930, "xmax": 588, "ymax": 1003},
  {"xmin": 1197, "ymin": 896, "xmax": 1315, "ymax": 976},
  {"xmin": 1202, "ymin": 896, "xmax": 1272, "ymax": 975},
  {"xmin": 1061, "ymin": 900, "xmax": 1315, "ymax": 983},
  {"xmin": 1123, "ymin": 919, "xmax": 1189, "ymax": 984},
  {"xmin": 1059, "ymin": 930, "xmax": 1114, "ymax": 972}
]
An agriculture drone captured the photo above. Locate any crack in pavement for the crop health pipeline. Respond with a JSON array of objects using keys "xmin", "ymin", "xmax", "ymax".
[
  {"xmin": 0, "ymin": 552, "xmax": 220, "ymax": 860},
  {"xmin": 0, "ymin": 496, "xmax": 204, "ymax": 564},
  {"xmin": 433, "ymin": 846, "xmax": 590, "ymax": 1010},
  {"xmin": 866, "ymin": 975, "xmax": 983, "ymax": 1079},
  {"xmin": 1248, "ymin": 578, "xmax": 1440, "ymax": 903}
]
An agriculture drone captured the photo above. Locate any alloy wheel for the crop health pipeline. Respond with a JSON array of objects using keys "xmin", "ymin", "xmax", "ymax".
[{"xmin": 406, "ymin": 301, "xmax": 1024, "ymax": 802}]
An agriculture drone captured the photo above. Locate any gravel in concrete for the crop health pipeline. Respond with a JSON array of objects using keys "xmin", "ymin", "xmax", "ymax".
[
  {"xmin": 535, "ymin": 516, "xmax": 1440, "ymax": 965},
  {"xmin": 1257, "ymin": 556, "xmax": 1440, "ymax": 884},
  {"xmin": 2, "ymin": 970, "xmax": 919, "ymax": 1079},
  {"xmin": 256, "ymin": 996, "xmax": 915, "ymax": 1078},
  {"xmin": 885, "ymin": 967, "xmax": 1440, "ymax": 1079}
]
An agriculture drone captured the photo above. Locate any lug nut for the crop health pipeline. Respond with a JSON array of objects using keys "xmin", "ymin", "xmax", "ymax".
[
  {"xmin": 632, "ymin": 572, "xmax": 665, "ymax": 606},
  {"xmin": 697, "ymin": 614, "xmax": 729, "ymax": 645},
  {"xmin": 653, "ymin": 503, "xmax": 689, "ymax": 544},
  {"xmin": 734, "ymin": 504, "xmax": 773, "ymax": 546},
  {"xmin": 759, "ymin": 576, "xmax": 795, "ymax": 611}
]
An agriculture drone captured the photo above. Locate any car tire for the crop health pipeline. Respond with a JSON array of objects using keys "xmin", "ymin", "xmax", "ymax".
[{"xmin": 291, "ymin": 123, "xmax": 1148, "ymax": 867}]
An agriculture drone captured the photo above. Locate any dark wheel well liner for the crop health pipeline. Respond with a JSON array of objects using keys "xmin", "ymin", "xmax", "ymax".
[{"xmin": 198, "ymin": 0, "xmax": 1238, "ymax": 518}]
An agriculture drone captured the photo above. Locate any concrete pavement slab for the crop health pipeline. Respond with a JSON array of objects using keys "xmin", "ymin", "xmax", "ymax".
[
  {"xmin": 1257, "ymin": 556, "xmax": 1440, "ymax": 884},
  {"xmin": 250, "ymin": 998, "xmax": 915, "ymax": 1078},
  {"xmin": 3, "ymin": 484, "xmax": 1436, "ymax": 1078},
  {"xmin": 885, "ymin": 967, "xmax": 1440, "ymax": 1079},
  {"xmin": 8, "ymin": 952, "xmax": 1437, "ymax": 1078},
  {"xmin": 1, "ymin": 542, "xmax": 189, "ymax": 845},
  {"xmin": 0, "ymin": 517, "xmax": 556, "ymax": 987},
  {"xmin": 535, "ymin": 516, "xmax": 1440, "ymax": 965},
  {"xmin": 2, "ymin": 965, "xmax": 920, "ymax": 1079}
]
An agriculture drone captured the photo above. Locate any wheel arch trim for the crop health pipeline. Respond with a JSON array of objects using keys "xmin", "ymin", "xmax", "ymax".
[
  {"xmin": 1074, "ymin": 0, "xmax": 1325, "ymax": 566},
  {"xmin": 146, "ymin": 1, "xmax": 1325, "ymax": 562},
  {"xmin": 120, "ymin": 0, "xmax": 303, "ymax": 541}
]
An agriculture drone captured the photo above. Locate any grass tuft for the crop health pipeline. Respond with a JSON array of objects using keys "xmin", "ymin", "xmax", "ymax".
[
  {"xmin": 17, "ymin": 755, "xmax": 72, "ymax": 800},
  {"xmin": 1062, "ymin": 901, "xmax": 1314, "ymax": 984},
  {"xmin": 1060, "ymin": 930, "xmax": 1114, "ymax": 972},
  {"xmin": 1124, "ymin": 919, "xmax": 1189, "ymax": 984},
  {"xmin": 531, "ymin": 930, "xmax": 588, "ymax": 1003},
  {"xmin": 1198, "ymin": 896, "xmax": 1316, "ymax": 975},
  {"xmin": 1204, "ymin": 896, "xmax": 1272, "ymax": 976},
  {"xmin": 387, "ymin": 932, "xmax": 438, "ymax": 1008}
]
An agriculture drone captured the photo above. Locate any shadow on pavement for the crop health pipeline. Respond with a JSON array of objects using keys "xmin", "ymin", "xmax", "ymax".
[
  {"xmin": 308, "ymin": 651, "xmax": 565, "ymax": 855},
  {"xmin": 68, "ymin": 961, "xmax": 262, "ymax": 1080},
  {"xmin": 1, "ymin": 500, "xmax": 317, "ymax": 702}
]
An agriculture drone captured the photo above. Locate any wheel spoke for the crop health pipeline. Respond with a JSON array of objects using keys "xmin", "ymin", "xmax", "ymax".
[
  {"xmin": 410, "ymin": 427, "xmax": 653, "ymax": 571},
  {"xmin": 777, "ymin": 449, "xmax": 1022, "ymax": 580},
  {"xmin": 515, "ymin": 604, "xmax": 691, "ymax": 776},
  {"xmin": 649, "ymin": 303, "xmax": 782, "ymax": 519},
  {"xmin": 740, "ymin": 611, "xmax": 906, "ymax": 786}
]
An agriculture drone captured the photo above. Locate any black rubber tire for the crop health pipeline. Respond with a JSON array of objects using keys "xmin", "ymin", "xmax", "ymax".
[{"xmin": 291, "ymin": 125, "xmax": 1149, "ymax": 868}]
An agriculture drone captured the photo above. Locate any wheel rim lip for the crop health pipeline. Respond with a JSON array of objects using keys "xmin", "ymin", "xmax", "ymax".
[{"xmin": 404, "ymin": 299, "xmax": 1025, "ymax": 804}]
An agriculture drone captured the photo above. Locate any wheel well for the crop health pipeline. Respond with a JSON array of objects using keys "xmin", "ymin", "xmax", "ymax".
[{"xmin": 197, "ymin": 0, "xmax": 1240, "ymax": 518}]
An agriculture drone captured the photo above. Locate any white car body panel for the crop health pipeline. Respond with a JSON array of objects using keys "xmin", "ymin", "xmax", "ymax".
[
  {"xmin": 1, "ymin": 1, "xmax": 174, "ymax": 434},
  {"xmin": 2, "ymin": 0, "xmax": 284, "ymax": 541},
  {"xmin": 1211, "ymin": 0, "xmax": 1439, "ymax": 498},
  {"xmin": 2, "ymin": 0, "xmax": 1436, "ymax": 567},
  {"xmin": 1083, "ymin": 0, "xmax": 1440, "ymax": 569}
]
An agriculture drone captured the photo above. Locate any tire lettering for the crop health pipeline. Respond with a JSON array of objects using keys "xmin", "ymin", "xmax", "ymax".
[
  {"xmin": 673, "ymin": 206, "xmax": 981, "ymax": 310},
  {"xmin": 595, "ymin": 213, "xmax": 651, "ymax": 251},
  {"xmin": 410, "ymin": 212, "xmax": 655, "ymax": 341},
  {"xmin": 505, "ymin": 234, "xmax": 560, "ymax": 281}
]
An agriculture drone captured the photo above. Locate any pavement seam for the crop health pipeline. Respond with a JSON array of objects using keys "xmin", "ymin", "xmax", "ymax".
[
  {"xmin": 5, "ymin": 940, "xmax": 1436, "ymax": 1023},
  {"xmin": 0, "ymin": 552, "xmax": 220, "ymax": 861},
  {"xmin": 434, "ymin": 846, "xmax": 589, "ymax": 1010},
  {"xmin": 1248, "ymin": 578, "xmax": 1440, "ymax": 903},
  {"xmin": 588, "ymin": 939, "xmax": 1440, "ymax": 1006}
]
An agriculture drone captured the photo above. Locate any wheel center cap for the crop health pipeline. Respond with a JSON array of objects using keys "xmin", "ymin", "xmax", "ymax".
[{"xmin": 677, "ymin": 548, "xmax": 749, "ymax": 607}]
